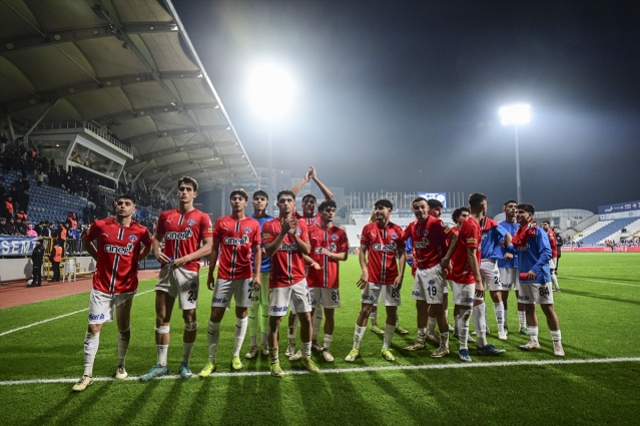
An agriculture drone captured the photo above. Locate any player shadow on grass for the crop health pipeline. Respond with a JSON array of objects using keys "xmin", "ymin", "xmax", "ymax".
[
  {"xmin": 33, "ymin": 381, "xmax": 114, "ymax": 426},
  {"xmin": 364, "ymin": 369, "xmax": 432, "ymax": 423},
  {"xmin": 147, "ymin": 378, "xmax": 185, "ymax": 425},
  {"xmin": 110, "ymin": 379, "xmax": 162, "ymax": 426},
  {"xmin": 559, "ymin": 288, "xmax": 640, "ymax": 307},
  {"xmin": 222, "ymin": 374, "xmax": 288, "ymax": 422}
]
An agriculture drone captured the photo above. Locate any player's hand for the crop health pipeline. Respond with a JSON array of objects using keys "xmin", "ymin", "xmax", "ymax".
[
  {"xmin": 281, "ymin": 217, "xmax": 292, "ymax": 234},
  {"xmin": 309, "ymin": 166, "xmax": 316, "ymax": 179},
  {"xmin": 253, "ymin": 277, "xmax": 261, "ymax": 291},
  {"xmin": 360, "ymin": 270, "xmax": 368, "ymax": 284},
  {"xmin": 393, "ymin": 276, "xmax": 403, "ymax": 291},
  {"xmin": 155, "ymin": 251, "xmax": 171, "ymax": 264},
  {"xmin": 170, "ymin": 256, "xmax": 190, "ymax": 268},
  {"xmin": 207, "ymin": 274, "xmax": 216, "ymax": 291},
  {"xmin": 261, "ymin": 247, "xmax": 267, "ymax": 257},
  {"xmin": 525, "ymin": 271, "xmax": 537, "ymax": 281},
  {"xmin": 320, "ymin": 248, "xmax": 333, "ymax": 258},
  {"xmin": 500, "ymin": 240, "xmax": 505, "ymax": 248},
  {"xmin": 439, "ymin": 259, "xmax": 450, "ymax": 277},
  {"xmin": 504, "ymin": 253, "xmax": 513, "ymax": 260},
  {"xmin": 311, "ymin": 262, "xmax": 322, "ymax": 271},
  {"xmin": 475, "ymin": 281, "xmax": 484, "ymax": 292},
  {"xmin": 287, "ymin": 218, "xmax": 298, "ymax": 236},
  {"xmin": 356, "ymin": 278, "xmax": 367, "ymax": 289}
]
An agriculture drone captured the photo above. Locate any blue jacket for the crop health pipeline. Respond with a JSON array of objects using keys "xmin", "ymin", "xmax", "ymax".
[{"xmin": 517, "ymin": 226, "xmax": 552, "ymax": 284}]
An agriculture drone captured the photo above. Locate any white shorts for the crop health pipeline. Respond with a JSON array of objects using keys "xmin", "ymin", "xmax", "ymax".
[
  {"xmin": 309, "ymin": 287, "xmax": 341, "ymax": 309},
  {"xmin": 481, "ymin": 259, "xmax": 502, "ymax": 292},
  {"xmin": 413, "ymin": 265, "xmax": 446, "ymax": 304},
  {"xmin": 518, "ymin": 282, "xmax": 554, "ymax": 305},
  {"xmin": 499, "ymin": 268, "xmax": 520, "ymax": 291},
  {"xmin": 88, "ymin": 289, "xmax": 135, "ymax": 324},
  {"xmin": 269, "ymin": 279, "xmax": 312, "ymax": 317},
  {"xmin": 549, "ymin": 258, "xmax": 557, "ymax": 270},
  {"xmin": 212, "ymin": 278, "xmax": 254, "ymax": 308},
  {"xmin": 449, "ymin": 281, "xmax": 474, "ymax": 307},
  {"xmin": 361, "ymin": 283, "xmax": 401, "ymax": 307},
  {"xmin": 155, "ymin": 266, "xmax": 200, "ymax": 310},
  {"xmin": 251, "ymin": 272, "xmax": 270, "ymax": 307}
]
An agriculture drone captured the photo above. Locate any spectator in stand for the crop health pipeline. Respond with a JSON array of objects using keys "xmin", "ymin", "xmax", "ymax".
[
  {"xmin": 0, "ymin": 217, "xmax": 8, "ymax": 235},
  {"xmin": 36, "ymin": 169, "xmax": 44, "ymax": 186},
  {"xmin": 41, "ymin": 221, "xmax": 52, "ymax": 238},
  {"xmin": 26, "ymin": 224, "xmax": 37, "ymax": 237},
  {"xmin": 34, "ymin": 221, "xmax": 45, "ymax": 236},
  {"xmin": 49, "ymin": 241, "xmax": 63, "ymax": 282},
  {"xmin": 15, "ymin": 216, "xmax": 26, "ymax": 235},
  {"xmin": 7, "ymin": 217, "xmax": 16, "ymax": 235},
  {"xmin": 55, "ymin": 222, "xmax": 67, "ymax": 255},
  {"xmin": 27, "ymin": 239, "xmax": 45, "ymax": 287},
  {"xmin": 18, "ymin": 189, "xmax": 29, "ymax": 213}
]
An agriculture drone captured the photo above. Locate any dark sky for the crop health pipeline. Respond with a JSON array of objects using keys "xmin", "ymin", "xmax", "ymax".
[{"xmin": 173, "ymin": 0, "xmax": 640, "ymax": 214}]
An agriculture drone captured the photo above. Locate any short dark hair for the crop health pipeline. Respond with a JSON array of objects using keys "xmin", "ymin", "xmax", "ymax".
[
  {"xmin": 411, "ymin": 197, "xmax": 427, "ymax": 206},
  {"xmin": 503, "ymin": 200, "xmax": 518, "ymax": 207},
  {"xmin": 518, "ymin": 203, "xmax": 536, "ymax": 214},
  {"xmin": 452, "ymin": 206, "xmax": 470, "ymax": 222},
  {"xmin": 374, "ymin": 199, "xmax": 393, "ymax": 210},
  {"xmin": 252, "ymin": 189, "xmax": 269, "ymax": 200},
  {"xmin": 229, "ymin": 188, "xmax": 249, "ymax": 201},
  {"xmin": 318, "ymin": 199, "xmax": 337, "ymax": 212},
  {"xmin": 427, "ymin": 198, "xmax": 443, "ymax": 209},
  {"xmin": 468, "ymin": 193, "xmax": 487, "ymax": 210},
  {"xmin": 178, "ymin": 176, "xmax": 198, "ymax": 192},
  {"xmin": 277, "ymin": 189, "xmax": 296, "ymax": 202},
  {"xmin": 302, "ymin": 194, "xmax": 317, "ymax": 203},
  {"xmin": 117, "ymin": 193, "xmax": 137, "ymax": 204},
  {"xmin": 543, "ymin": 220, "xmax": 550, "ymax": 226}
]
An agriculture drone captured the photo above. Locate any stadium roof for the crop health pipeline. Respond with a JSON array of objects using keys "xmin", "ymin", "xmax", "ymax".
[{"xmin": 0, "ymin": 0, "xmax": 257, "ymax": 192}]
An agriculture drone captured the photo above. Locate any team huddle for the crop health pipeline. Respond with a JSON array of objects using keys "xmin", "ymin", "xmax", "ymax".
[{"xmin": 72, "ymin": 169, "xmax": 564, "ymax": 390}]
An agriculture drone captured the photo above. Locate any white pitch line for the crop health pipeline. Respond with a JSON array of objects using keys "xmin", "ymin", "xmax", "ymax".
[
  {"xmin": 0, "ymin": 289, "xmax": 155, "ymax": 338},
  {"xmin": 559, "ymin": 276, "xmax": 640, "ymax": 288},
  {"xmin": 1, "ymin": 357, "xmax": 639, "ymax": 386}
]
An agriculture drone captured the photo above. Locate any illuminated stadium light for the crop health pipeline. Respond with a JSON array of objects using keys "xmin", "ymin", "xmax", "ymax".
[
  {"xmin": 499, "ymin": 103, "xmax": 530, "ymax": 126},
  {"xmin": 247, "ymin": 62, "xmax": 296, "ymax": 120}
]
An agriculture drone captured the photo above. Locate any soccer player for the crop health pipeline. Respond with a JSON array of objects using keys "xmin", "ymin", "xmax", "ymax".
[
  {"xmin": 302, "ymin": 199, "xmax": 348, "ymax": 362},
  {"xmin": 542, "ymin": 221, "xmax": 561, "ymax": 292},
  {"xmin": 286, "ymin": 166, "xmax": 334, "ymax": 356},
  {"xmin": 498, "ymin": 200, "xmax": 528, "ymax": 335},
  {"xmin": 403, "ymin": 197, "xmax": 457, "ymax": 358},
  {"xmin": 263, "ymin": 190, "xmax": 319, "ymax": 377},
  {"xmin": 479, "ymin": 214, "xmax": 512, "ymax": 340},
  {"xmin": 449, "ymin": 194, "xmax": 505, "ymax": 362},
  {"xmin": 345, "ymin": 199, "xmax": 406, "ymax": 363},
  {"xmin": 245, "ymin": 190, "xmax": 274, "ymax": 359},
  {"xmin": 514, "ymin": 204, "xmax": 564, "ymax": 356},
  {"xmin": 141, "ymin": 177, "xmax": 213, "ymax": 382},
  {"xmin": 199, "ymin": 189, "xmax": 261, "ymax": 376},
  {"xmin": 450, "ymin": 207, "xmax": 474, "ymax": 344},
  {"xmin": 72, "ymin": 193, "xmax": 152, "ymax": 391}
]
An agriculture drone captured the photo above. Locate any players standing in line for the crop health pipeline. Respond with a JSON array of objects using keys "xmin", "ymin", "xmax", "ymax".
[
  {"xmin": 301, "ymin": 200, "xmax": 349, "ymax": 362},
  {"xmin": 73, "ymin": 194, "xmax": 152, "ymax": 391},
  {"xmin": 199, "ymin": 190, "xmax": 262, "ymax": 376},
  {"xmin": 346, "ymin": 199, "xmax": 406, "ymax": 363},
  {"xmin": 245, "ymin": 190, "xmax": 274, "ymax": 359},
  {"xmin": 141, "ymin": 177, "xmax": 213, "ymax": 382},
  {"xmin": 514, "ymin": 204, "xmax": 564, "ymax": 356},
  {"xmin": 263, "ymin": 190, "xmax": 319, "ymax": 377},
  {"xmin": 542, "ymin": 221, "xmax": 561, "ymax": 292},
  {"xmin": 286, "ymin": 166, "xmax": 334, "ymax": 357},
  {"xmin": 498, "ymin": 200, "xmax": 528, "ymax": 335},
  {"xmin": 449, "ymin": 194, "xmax": 506, "ymax": 362},
  {"xmin": 479, "ymin": 214, "xmax": 512, "ymax": 341}
]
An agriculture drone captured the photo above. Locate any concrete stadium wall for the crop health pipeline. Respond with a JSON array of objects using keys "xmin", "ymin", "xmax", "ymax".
[{"xmin": 0, "ymin": 256, "xmax": 96, "ymax": 283}]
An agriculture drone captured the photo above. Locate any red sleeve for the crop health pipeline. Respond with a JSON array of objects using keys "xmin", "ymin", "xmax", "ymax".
[
  {"xmin": 251, "ymin": 221, "xmax": 260, "ymax": 246},
  {"xmin": 213, "ymin": 218, "xmax": 223, "ymax": 240},
  {"xmin": 141, "ymin": 228, "xmax": 152, "ymax": 247},
  {"xmin": 85, "ymin": 221, "xmax": 100, "ymax": 242},
  {"xmin": 461, "ymin": 222, "xmax": 480, "ymax": 248},
  {"xmin": 156, "ymin": 212, "xmax": 166, "ymax": 236},
  {"xmin": 298, "ymin": 220, "xmax": 309, "ymax": 241},
  {"xmin": 201, "ymin": 213, "xmax": 213, "ymax": 238},
  {"xmin": 395, "ymin": 225, "xmax": 406, "ymax": 244},
  {"xmin": 360, "ymin": 224, "xmax": 370, "ymax": 246},
  {"xmin": 262, "ymin": 220, "xmax": 276, "ymax": 244},
  {"xmin": 439, "ymin": 219, "xmax": 453, "ymax": 237},
  {"xmin": 403, "ymin": 222, "xmax": 413, "ymax": 241},
  {"xmin": 338, "ymin": 229, "xmax": 349, "ymax": 252}
]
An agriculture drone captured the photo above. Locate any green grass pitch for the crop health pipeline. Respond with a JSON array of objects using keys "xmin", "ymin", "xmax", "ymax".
[{"xmin": 1, "ymin": 253, "xmax": 639, "ymax": 425}]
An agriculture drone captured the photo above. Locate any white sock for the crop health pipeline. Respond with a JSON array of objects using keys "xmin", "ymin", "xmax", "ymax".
[
  {"xmin": 182, "ymin": 342, "xmax": 194, "ymax": 364},
  {"xmin": 261, "ymin": 332, "xmax": 268, "ymax": 346},
  {"xmin": 248, "ymin": 304, "xmax": 259, "ymax": 342},
  {"xmin": 302, "ymin": 341, "xmax": 312, "ymax": 359},
  {"xmin": 528, "ymin": 326, "xmax": 539, "ymax": 343},
  {"xmin": 458, "ymin": 310, "xmax": 472, "ymax": 350},
  {"xmin": 207, "ymin": 320, "xmax": 221, "ymax": 362},
  {"xmin": 440, "ymin": 332, "xmax": 450, "ymax": 349},
  {"xmin": 269, "ymin": 346, "xmax": 279, "ymax": 364},
  {"xmin": 551, "ymin": 273, "xmax": 560, "ymax": 290},
  {"xmin": 454, "ymin": 314, "xmax": 460, "ymax": 335},
  {"xmin": 83, "ymin": 331, "xmax": 100, "ymax": 376},
  {"xmin": 482, "ymin": 302, "xmax": 489, "ymax": 331},
  {"xmin": 494, "ymin": 301, "xmax": 505, "ymax": 332},
  {"xmin": 233, "ymin": 317, "xmax": 248, "ymax": 357},
  {"xmin": 323, "ymin": 334, "xmax": 333, "ymax": 350},
  {"xmin": 312, "ymin": 310, "xmax": 323, "ymax": 341},
  {"xmin": 417, "ymin": 327, "xmax": 427, "ymax": 343},
  {"xmin": 473, "ymin": 304, "xmax": 488, "ymax": 347},
  {"xmin": 427, "ymin": 316, "xmax": 437, "ymax": 336},
  {"xmin": 395, "ymin": 312, "xmax": 400, "ymax": 327},
  {"xmin": 354, "ymin": 325, "xmax": 366, "ymax": 349},
  {"xmin": 383, "ymin": 323, "xmax": 395, "ymax": 350},
  {"xmin": 370, "ymin": 310, "xmax": 378, "ymax": 326},
  {"xmin": 518, "ymin": 309, "xmax": 527, "ymax": 328},
  {"xmin": 550, "ymin": 329, "xmax": 561, "ymax": 342},
  {"xmin": 157, "ymin": 344, "xmax": 168, "ymax": 366},
  {"xmin": 503, "ymin": 309, "xmax": 508, "ymax": 330},
  {"xmin": 117, "ymin": 330, "xmax": 129, "ymax": 367}
]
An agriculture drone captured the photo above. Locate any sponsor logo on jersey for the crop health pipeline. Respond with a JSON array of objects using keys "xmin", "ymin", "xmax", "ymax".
[
  {"xmin": 89, "ymin": 313, "xmax": 105, "ymax": 321},
  {"xmin": 213, "ymin": 297, "xmax": 228, "ymax": 304},
  {"xmin": 102, "ymin": 233, "xmax": 109, "ymax": 238},
  {"xmin": 269, "ymin": 305, "xmax": 288, "ymax": 313},
  {"xmin": 187, "ymin": 219, "xmax": 196, "ymax": 226},
  {"xmin": 104, "ymin": 242, "xmax": 135, "ymax": 255},
  {"xmin": 224, "ymin": 235, "xmax": 249, "ymax": 246},
  {"xmin": 279, "ymin": 243, "xmax": 299, "ymax": 251},
  {"xmin": 165, "ymin": 228, "xmax": 193, "ymax": 240},
  {"xmin": 129, "ymin": 235, "xmax": 138, "ymax": 242},
  {"xmin": 262, "ymin": 233, "xmax": 270, "ymax": 238},
  {"xmin": 414, "ymin": 238, "xmax": 429, "ymax": 248},
  {"xmin": 462, "ymin": 297, "xmax": 473, "ymax": 304},
  {"xmin": 372, "ymin": 241, "xmax": 397, "ymax": 252},
  {"xmin": 466, "ymin": 238, "xmax": 477, "ymax": 244}
]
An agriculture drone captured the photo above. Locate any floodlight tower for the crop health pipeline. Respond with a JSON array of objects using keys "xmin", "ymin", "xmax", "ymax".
[
  {"xmin": 499, "ymin": 104, "xmax": 530, "ymax": 204},
  {"xmin": 248, "ymin": 63, "xmax": 295, "ymax": 215}
]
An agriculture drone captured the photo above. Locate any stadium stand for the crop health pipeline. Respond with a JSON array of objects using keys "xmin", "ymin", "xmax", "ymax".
[
  {"xmin": 572, "ymin": 220, "xmax": 612, "ymax": 242},
  {"xmin": 597, "ymin": 218, "xmax": 640, "ymax": 245},
  {"xmin": 576, "ymin": 217, "xmax": 638, "ymax": 245}
]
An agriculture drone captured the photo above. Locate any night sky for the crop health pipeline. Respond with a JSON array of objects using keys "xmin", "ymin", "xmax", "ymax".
[{"xmin": 173, "ymin": 0, "xmax": 640, "ymax": 214}]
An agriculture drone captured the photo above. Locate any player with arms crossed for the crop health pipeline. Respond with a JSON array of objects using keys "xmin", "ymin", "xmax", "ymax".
[
  {"xmin": 403, "ymin": 197, "xmax": 458, "ymax": 358},
  {"xmin": 498, "ymin": 200, "xmax": 528, "ymax": 335},
  {"xmin": 542, "ymin": 221, "xmax": 561, "ymax": 292},
  {"xmin": 514, "ymin": 204, "xmax": 564, "ymax": 356},
  {"xmin": 199, "ymin": 189, "xmax": 261, "ymax": 376},
  {"xmin": 346, "ymin": 199, "xmax": 406, "ymax": 363},
  {"xmin": 302, "ymin": 199, "xmax": 349, "ymax": 362},
  {"xmin": 141, "ymin": 177, "xmax": 213, "ymax": 382},
  {"xmin": 73, "ymin": 193, "xmax": 152, "ymax": 391},
  {"xmin": 263, "ymin": 190, "xmax": 319, "ymax": 377}
]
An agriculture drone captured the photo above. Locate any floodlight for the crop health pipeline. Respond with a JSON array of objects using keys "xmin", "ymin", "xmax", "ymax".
[
  {"xmin": 499, "ymin": 104, "xmax": 530, "ymax": 126},
  {"xmin": 247, "ymin": 63, "xmax": 296, "ymax": 120}
]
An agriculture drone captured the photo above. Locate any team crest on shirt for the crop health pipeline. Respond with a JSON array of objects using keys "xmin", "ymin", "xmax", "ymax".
[
  {"xmin": 297, "ymin": 229, "xmax": 302, "ymax": 235},
  {"xmin": 423, "ymin": 229, "xmax": 429, "ymax": 236},
  {"xmin": 331, "ymin": 234, "xmax": 338, "ymax": 241},
  {"xmin": 187, "ymin": 219, "xmax": 196, "ymax": 226},
  {"xmin": 129, "ymin": 235, "xmax": 138, "ymax": 242},
  {"xmin": 391, "ymin": 233, "xmax": 398, "ymax": 239},
  {"xmin": 244, "ymin": 227, "xmax": 251, "ymax": 234}
]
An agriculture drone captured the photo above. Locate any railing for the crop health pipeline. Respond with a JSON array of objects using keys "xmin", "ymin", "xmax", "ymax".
[{"xmin": 29, "ymin": 121, "xmax": 133, "ymax": 155}]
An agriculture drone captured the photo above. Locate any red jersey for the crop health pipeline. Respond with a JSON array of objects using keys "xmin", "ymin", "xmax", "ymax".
[
  {"xmin": 86, "ymin": 217, "xmax": 152, "ymax": 294},
  {"xmin": 295, "ymin": 211, "xmax": 321, "ymax": 228},
  {"xmin": 157, "ymin": 208, "xmax": 213, "ymax": 272},
  {"xmin": 445, "ymin": 226, "xmax": 459, "ymax": 281},
  {"xmin": 213, "ymin": 215, "xmax": 261, "ymax": 280},
  {"xmin": 449, "ymin": 217, "xmax": 481, "ymax": 284},
  {"xmin": 547, "ymin": 229, "xmax": 558, "ymax": 258},
  {"xmin": 262, "ymin": 218, "xmax": 310, "ymax": 288},
  {"xmin": 307, "ymin": 225, "xmax": 348, "ymax": 288},
  {"xmin": 361, "ymin": 222, "xmax": 405, "ymax": 285},
  {"xmin": 403, "ymin": 216, "xmax": 453, "ymax": 270}
]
